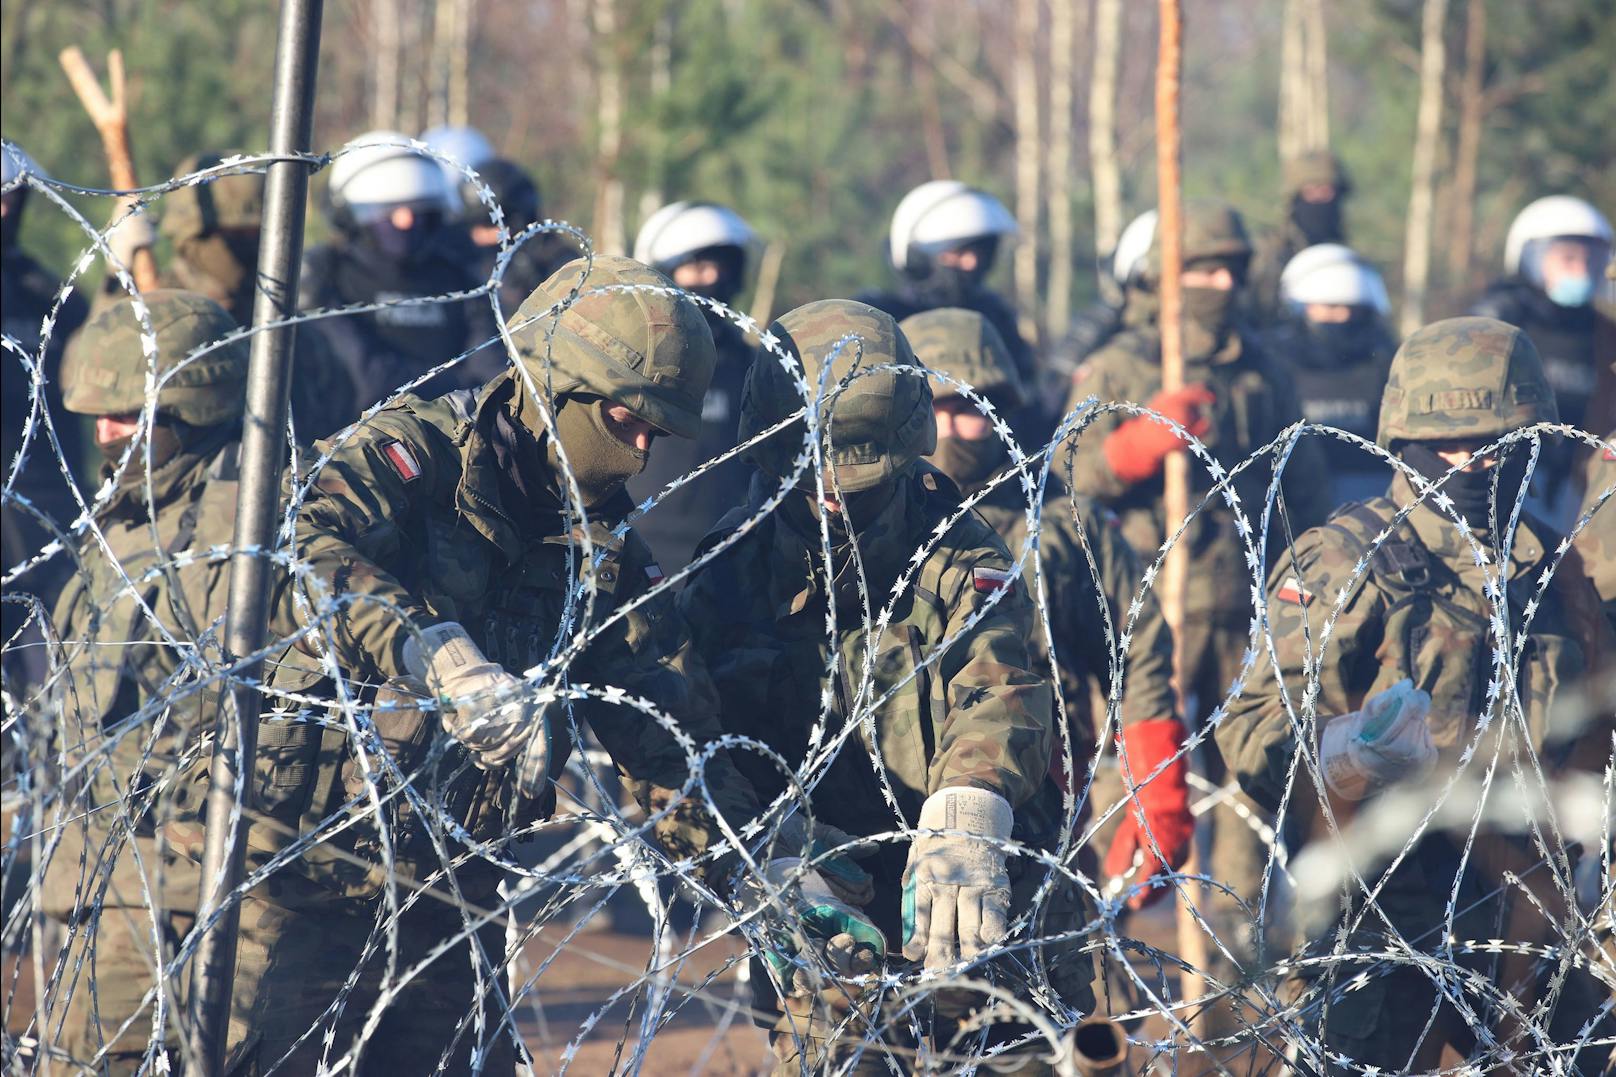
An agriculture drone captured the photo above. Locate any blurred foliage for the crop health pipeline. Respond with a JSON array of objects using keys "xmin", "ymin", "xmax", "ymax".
[{"xmin": 3, "ymin": 0, "xmax": 1611, "ymax": 328}]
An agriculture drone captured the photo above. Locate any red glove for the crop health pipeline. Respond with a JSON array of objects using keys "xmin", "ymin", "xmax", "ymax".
[
  {"xmin": 1101, "ymin": 384, "xmax": 1215, "ymax": 485},
  {"xmin": 1104, "ymin": 717, "xmax": 1194, "ymax": 910}
]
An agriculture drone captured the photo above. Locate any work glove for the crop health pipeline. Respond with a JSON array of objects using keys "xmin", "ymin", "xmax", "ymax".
[
  {"xmin": 1104, "ymin": 717, "xmax": 1195, "ymax": 909},
  {"xmin": 1319, "ymin": 678, "xmax": 1436, "ymax": 801},
  {"xmin": 766, "ymin": 814, "xmax": 877, "ymax": 908},
  {"xmin": 902, "ymin": 786, "xmax": 1014, "ymax": 971},
  {"xmin": 732, "ymin": 857, "xmax": 886, "ymax": 989},
  {"xmin": 1102, "ymin": 383, "xmax": 1216, "ymax": 484},
  {"xmin": 105, "ymin": 196, "xmax": 156, "ymax": 271},
  {"xmin": 401, "ymin": 621, "xmax": 552, "ymax": 798}
]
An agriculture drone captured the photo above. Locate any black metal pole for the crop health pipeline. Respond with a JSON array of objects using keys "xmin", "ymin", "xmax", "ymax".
[{"xmin": 187, "ymin": 0, "xmax": 323, "ymax": 1068}]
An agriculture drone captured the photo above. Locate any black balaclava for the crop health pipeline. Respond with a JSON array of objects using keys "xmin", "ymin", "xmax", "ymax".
[
  {"xmin": 1295, "ymin": 307, "xmax": 1384, "ymax": 370},
  {"xmin": 1290, "ymin": 194, "xmax": 1344, "ymax": 246},
  {"xmin": 909, "ymin": 237, "xmax": 999, "ymax": 307},
  {"xmin": 932, "ymin": 430, "xmax": 1009, "ymax": 494},
  {"xmin": 1401, "ymin": 441, "xmax": 1532, "ymax": 531},
  {"xmin": 1, "ymin": 190, "xmax": 24, "ymax": 252}
]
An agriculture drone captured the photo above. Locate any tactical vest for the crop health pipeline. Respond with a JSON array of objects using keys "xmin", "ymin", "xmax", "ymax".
[{"xmin": 1325, "ymin": 498, "xmax": 1589, "ymax": 759}]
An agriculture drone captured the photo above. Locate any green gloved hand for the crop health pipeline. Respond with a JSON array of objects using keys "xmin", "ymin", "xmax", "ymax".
[{"xmin": 733, "ymin": 858, "xmax": 886, "ymax": 985}]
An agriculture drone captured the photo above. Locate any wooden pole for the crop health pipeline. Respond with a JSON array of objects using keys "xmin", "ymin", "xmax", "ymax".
[
  {"xmin": 1155, "ymin": 0, "xmax": 1210, "ymax": 1035},
  {"xmin": 57, "ymin": 47, "xmax": 159, "ymax": 292},
  {"xmin": 1089, "ymin": 0, "xmax": 1124, "ymax": 288},
  {"xmin": 1400, "ymin": 0, "xmax": 1451, "ymax": 337}
]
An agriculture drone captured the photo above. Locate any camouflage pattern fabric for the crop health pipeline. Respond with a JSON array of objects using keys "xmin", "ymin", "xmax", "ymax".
[
  {"xmin": 61, "ymin": 289, "xmax": 248, "ymax": 426},
  {"xmin": 159, "ymin": 152, "xmax": 265, "ymax": 243},
  {"xmin": 740, "ymin": 298, "xmax": 935, "ymax": 492},
  {"xmin": 41, "ymin": 434, "xmax": 241, "ymax": 1069},
  {"xmin": 1578, "ymin": 431, "xmax": 1616, "ymax": 628},
  {"xmin": 1376, "ymin": 316, "xmax": 1558, "ymax": 447},
  {"xmin": 899, "ymin": 306, "xmax": 1027, "ymax": 408},
  {"xmin": 1217, "ymin": 469, "xmax": 1615, "ymax": 1068},
  {"xmin": 680, "ymin": 463, "xmax": 1094, "ymax": 1020}
]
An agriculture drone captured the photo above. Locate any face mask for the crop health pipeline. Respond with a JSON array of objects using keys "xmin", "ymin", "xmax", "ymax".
[
  {"xmin": 1290, "ymin": 196, "xmax": 1343, "ymax": 245},
  {"xmin": 1401, "ymin": 441, "xmax": 1531, "ymax": 531},
  {"xmin": 931, "ymin": 433, "xmax": 1008, "ymax": 492},
  {"xmin": 1183, "ymin": 285, "xmax": 1237, "ymax": 337},
  {"xmin": 1298, "ymin": 312, "xmax": 1381, "ymax": 369},
  {"xmin": 99, "ymin": 421, "xmax": 189, "ymax": 489},
  {"xmin": 548, "ymin": 396, "xmax": 648, "ymax": 507},
  {"xmin": 1546, "ymin": 274, "xmax": 1594, "ymax": 308},
  {"xmin": 362, "ymin": 209, "xmax": 444, "ymax": 262}
]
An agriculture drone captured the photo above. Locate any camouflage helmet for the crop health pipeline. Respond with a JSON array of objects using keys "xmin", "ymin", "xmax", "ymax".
[
  {"xmin": 160, "ymin": 152, "xmax": 265, "ymax": 242},
  {"xmin": 1284, "ymin": 149, "xmax": 1352, "ymax": 197},
  {"xmin": 740, "ymin": 299, "xmax": 935, "ymax": 492},
  {"xmin": 62, "ymin": 289, "xmax": 248, "ymax": 426},
  {"xmin": 1144, "ymin": 199, "xmax": 1252, "ymax": 278},
  {"xmin": 508, "ymin": 255, "xmax": 716, "ymax": 440},
  {"xmin": 898, "ymin": 307, "xmax": 1026, "ymax": 409},
  {"xmin": 1377, "ymin": 316, "xmax": 1558, "ymax": 448}
]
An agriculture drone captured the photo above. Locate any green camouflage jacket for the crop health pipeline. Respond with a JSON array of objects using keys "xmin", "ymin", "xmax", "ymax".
[
  {"xmin": 969, "ymin": 478, "xmax": 1177, "ymax": 753},
  {"xmin": 1216, "ymin": 472, "xmax": 1613, "ymax": 937},
  {"xmin": 245, "ymin": 370, "xmax": 759, "ymax": 896},
  {"xmin": 677, "ymin": 465, "xmax": 1059, "ymax": 887},
  {"xmin": 1578, "ymin": 433, "xmax": 1615, "ymax": 629},
  {"xmin": 1064, "ymin": 323, "xmax": 1333, "ymax": 619},
  {"xmin": 46, "ymin": 435, "xmax": 239, "ymax": 913}
]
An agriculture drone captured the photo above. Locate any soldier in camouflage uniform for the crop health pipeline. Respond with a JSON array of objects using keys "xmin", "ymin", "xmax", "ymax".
[
  {"xmin": 1217, "ymin": 317, "xmax": 1615, "ymax": 1072},
  {"xmin": 679, "ymin": 299, "xmax": 1094, "ymax": 1074},
  {"xmin": 1246, "ymin": 149, "xmax": 1353, "ymax": 325},
  {"xmin": 187, "ymin": 255, "xmax": 766, "ymax": 1074},
  {"xmin": 41, "ymin": 290, "xmax": 248, "ymax": 1071},
  {"xmin": 1063, "ymin": 200, "xmax": 1331, "ymax": 997},
  {"xmin": 157, "ymin": 151, "xmax": 356, "ymax": 441},
  {"xmin": 901, "ymin": 307, "xmax": 1192, "ymax": 910},
  {"xmin": 1578, "ymin": 430, "xmax": 1615, "ymax": 632}
]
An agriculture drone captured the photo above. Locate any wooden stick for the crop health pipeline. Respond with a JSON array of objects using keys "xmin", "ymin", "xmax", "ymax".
[
  {"xmin": 58, "ymin": 46, "xmax": 160, "ymax": 292},
  {"xmin": 748, "ymin": 240, "xmax": 787, "ymax": 330},
  {"xmin": 1155, "ymin": 0, "xmax": 1212, "ymax": 1038}
]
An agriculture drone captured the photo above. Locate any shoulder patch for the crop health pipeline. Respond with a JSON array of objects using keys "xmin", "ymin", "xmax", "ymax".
[
  {"xmin": 381, "ymin": 440, "xmax": 422, "ymax": 482},
  {"xmin": 973, "ymin": 565, "xmax": 1016, "ymax": 594},
  {"xmin": 644, "ymin": 563, "xmax": 665, "ymax": 586},
  {"xmin": 1275, "ymin": 575, "xmax": 1314, "ymax": 606}
]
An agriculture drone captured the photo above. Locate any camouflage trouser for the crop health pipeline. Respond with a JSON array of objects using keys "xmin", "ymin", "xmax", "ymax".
[
  {"xmin": 44, "ymin": 903, "xmax": 191, "ymax": 1073},
  {"xmin": 39, "ymin": 821, "xmax": 199, "ymax": 1074},
  {"xmin": 223, "ymin": 872, "xmax": 519, "ymax": 1076},
  {"xmin": 1289, "ymin": 958, "xmax": 1615, "ymax": 1075},
  {"xmin": 756, "ymin": 862, "xmax": 1097, "ymax": 1076}
]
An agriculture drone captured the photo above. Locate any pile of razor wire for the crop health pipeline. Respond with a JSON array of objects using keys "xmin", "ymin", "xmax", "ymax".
[{"xmin": 4, "ymin": 145, "xmax": 1613, "ymax": 1076}]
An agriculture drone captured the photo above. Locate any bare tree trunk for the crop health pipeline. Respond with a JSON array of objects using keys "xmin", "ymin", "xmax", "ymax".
[
  {"xmin": 1447, "ymin": 0, "xmax": 1486, "ymax": 290},
  {"xmin": 1304, "ymin": 0, "xmax": 1330, "ymax": 149},
  {"xmin": 1401, "ymin": 0, "xmax": 1450, "ymax": 337},
  {"xmin": 910, "ymin": 0, "xmax": 953, "ymax": 179},
  {"xmin": 1278, "ymin": 0, "xmax": 1303, "ymax": 166},
  {"xmin": 1088, "ymin": 0, "xmax": 1124, "ymax": 265},
  {"xmin": 637, "ymin": 8, "xmax": 672, "ymax": 225},
  {"xmin": 448, "ymin": 0, "xmax": 472, "ymax": 128},
  {"xmin": 372, "ymin": 0, "xmax": 400, "ymax": 131},
  {"xmin": 591, "ymin": 0, "xmax": 625, "ymax": 255},
  {"xmin": 1013, "ymin": 0, "xmax": 1043, "ymax": 343},
  {"xmin": 397, "ymin": 0, "xmax": 426, "ymax": 136},
  {"xmin": 1046, "ymin": 0, "xmax": 1077, "ymax": 337},
  {"xmin": 428, "ymin": 0, "xmax": 454, "ymax": 129}
]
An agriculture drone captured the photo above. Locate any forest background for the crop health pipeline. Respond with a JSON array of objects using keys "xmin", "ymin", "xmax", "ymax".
[{"xmin": 4, "ymin": 0, "xmax": 1612, "ymax": 344}]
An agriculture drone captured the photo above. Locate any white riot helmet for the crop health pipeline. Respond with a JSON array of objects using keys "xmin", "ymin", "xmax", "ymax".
[
  {"xmin": 1504, "ymin": 196, "xmax": 1612, "ymax": 276},
  {"xmin": 1280, "ymin": 243, "xmax": 1390, "ymax": 315},
  {"xmin": 328, "ymin": 131, "xmax": 452, "ymax": 216},
  {"xmin": 634, "ymin": 201, "xmax": 757, "ymax": 272},
  {"xmin": 420, "ymin": 125, "xmax": 497, "ymax": 213},
  {"xmin": 888, "ymin": 180, "xmax": 1017, "ymax": 275},
  {"xmin": 3, "ymin": 140, "xmax": 45, "ymax": 187},
  {"xmin": 1111, "ymin": 210, "xmax": 1158, "ymax": 286}
]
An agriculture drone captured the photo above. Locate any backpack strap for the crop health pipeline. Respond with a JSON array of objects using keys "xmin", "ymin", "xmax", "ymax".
[{"xmin": 1328, "ymin": 498, "xmax": 1433, "ymax": 592}]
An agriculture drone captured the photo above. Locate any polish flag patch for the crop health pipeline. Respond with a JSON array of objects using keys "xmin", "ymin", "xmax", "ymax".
[
  {"xmin": 1276, "ymin": 575, "xmax": 1313, "ymax": 606},
  {"xmin": 381, "ymin": 440, "xmax": 422, "ymax": 482},
  {"xmin": 1603, "ymin": 446, "xmax": 1615, "ymax": 461},
  {"xmin": 644, "ymin": 563, "xmax": 666, "ymax": 585},
  {"xmin": 973, "ymin": 566, "xmax": 1015, "ymax": 594}
]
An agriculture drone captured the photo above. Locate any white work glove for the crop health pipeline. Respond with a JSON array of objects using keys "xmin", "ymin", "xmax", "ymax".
[
  {"xmin": 105, "ymin": 196, "xmax": 156, "ymax": 270},
  {"xmin": 732, "ymin": 858, "xmax": 886, "ymax": 989},
  {"xmin": 901, "ymin": 786, "xmax": 1014, "ymax": 971},
  {"xmin": 1320, "ymin": 678, "xmax": 1436, "ymax": 801},
  {"xmin": 401, "ymin": 621, "xmax": 552, "ymax": 798}
]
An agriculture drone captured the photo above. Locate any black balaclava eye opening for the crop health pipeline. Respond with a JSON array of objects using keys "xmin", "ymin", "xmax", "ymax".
[{"xmin": 1401, "ymin": 441, "xmax": 1532, "ymax": 531}]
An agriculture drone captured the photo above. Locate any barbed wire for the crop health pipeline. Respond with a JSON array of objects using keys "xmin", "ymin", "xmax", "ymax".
[{"xmin": 3, "ymin": 146, "xmax": 1613, "ymax": 1076}]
